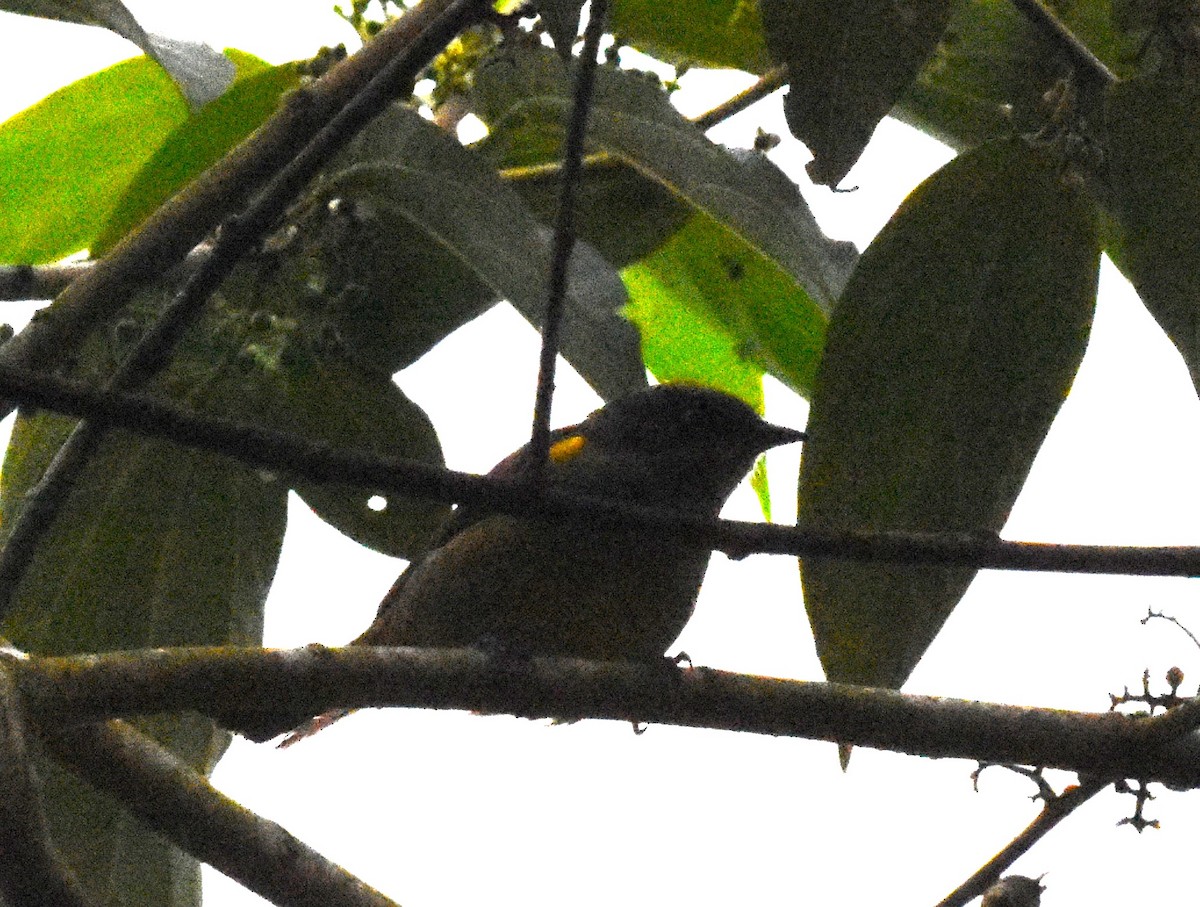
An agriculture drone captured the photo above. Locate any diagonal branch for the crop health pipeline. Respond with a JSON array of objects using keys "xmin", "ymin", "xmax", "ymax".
[
  {"xmin": 935, "ymin": 775, "xmax": 1108, "ymax": 907},
  {"xmin": 15, "ymin": 645, "xmax": 1200, "ymax": 788},
  {"xmin": 0, "ymin": 364, "xmax": 1199, "ymax": 577},
  {"xmin": 39, "ymin": 719, "xmax": 401, "ymax": 907},
  {"xmin": 1010, "ymin": 0, "xmax": 1116, "ymax": 88},
  {"xmin": 0, "ymin": 0, "xmax": 490, "ymax": 623}
]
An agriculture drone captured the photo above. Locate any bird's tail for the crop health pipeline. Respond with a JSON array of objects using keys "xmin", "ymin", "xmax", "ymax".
[{"xmin": 276, "ymin": 708, "xmax": 355, "ymax": 748}]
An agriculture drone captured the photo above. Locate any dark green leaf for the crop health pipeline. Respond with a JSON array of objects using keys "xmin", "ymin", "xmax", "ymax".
[
  {"xmin": 288, "ymin": 358, "xmax": 449, "ymax": 560},
  {"xmin": 1105, "ymin": 73, "xmax": 1200, "ymax": 396},
  {"xmin": 759, "ymin": 0, "xmax": 954, "ymax": 187},
  {"xmin": 92, "ymin": 61, "xmax": 300, "ymax": 256},
  {"xmin": 609, "ymin": 0, "xmax": 773, "ymax": 71},
  {"xmin": 798, "ymin": 138, "xmax": 1099, "ymax": 691}
]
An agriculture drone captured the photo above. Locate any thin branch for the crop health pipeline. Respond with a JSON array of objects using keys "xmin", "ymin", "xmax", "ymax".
[
  {"xmin": 2, "ymin": 365, "xmax": 1200, "ymax": 578},
  {"xmin": 0, "ymin": 0, "xmax": 489, "ymax": 623},
  {"xmin": 0, "ymin": 663, "xmax": 96, "ymax": 907},
  {"xmin": 39, "ymin": 719, "xmax": 400, "ymax": 907},
  {"xmin": 0, "ymin": 264, "xmax": 91, "ymax": 302},
  {"xmin": 15, "ymin": 645, "xmax": 1200, "ymax": 788},
  {"xmin": 935, "ymin": 776, "xmax": 1108, "ymax": 907},
  {"xmin": 690, "ymin": 65, "xmax": 788, "ymax": 132},
  {"xmin": 529, "ymin": 0, "xmax": 609, "ymax": 471},
  {"xmin": 0, "ymin": 0, "xmax": 484, "ymax": 421},
  {"xmin": 1010, "ymin": 0, "xmax": 1116, "ymax": 88}
]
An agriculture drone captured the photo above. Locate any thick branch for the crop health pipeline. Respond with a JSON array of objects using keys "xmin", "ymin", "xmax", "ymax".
[
  {"xmin": 0, "ymin": 664, "xmax": 95, "ymax": 907},
  {"xmin": 15, "ymin": 646, "xmax": 1200, "ymax": 788},
  {"xmin": 0, "ymin": 264, "xmax": 91, "ymax": 302},
  {"xmin": 1010, "ymin": 0, "xmax": 1116, "ymax": 88},
  {"xmin": 1, "ymin": 365, "xmax": 1200, "ymax": 577},
  {"xmin": 39, "ymin": 720, "xmax": 400, "ymax": 907},
  {"xmin": 0, "ymin": 0, "xmax": 485, "ymax": 419}
]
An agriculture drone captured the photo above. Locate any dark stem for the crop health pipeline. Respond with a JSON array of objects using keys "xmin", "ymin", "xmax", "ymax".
[
  {"xmin": 529, "ymin": 0, "xmax": 610, "ymax": 472},
  {"xmin": 934, "ymin": 776, "xmax": 1108, "ymax": 907},
  {"xmin": 0, "ymin": 0, "xmax": 488, "ymax": 623},
  {"xmin": 690, "ymin": 65, "xmax": 788, "ymax": 132}
]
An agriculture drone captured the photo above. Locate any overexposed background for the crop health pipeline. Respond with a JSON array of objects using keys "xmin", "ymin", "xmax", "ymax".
[{"xmin": 1, "ymin": 3, "xmax": 1199, "ymax": 905}]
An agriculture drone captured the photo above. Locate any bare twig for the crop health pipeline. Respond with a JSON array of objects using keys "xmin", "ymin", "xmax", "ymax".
[
  {"xmin": 0, "ymin": 662, "xmax": 96, "ymax": 907},
  {"xmin": 0, "ymin": 0, "xmax": 489, "ymax": 623},
  {"xmin": 15, "ymin": 645, "xmax": 1200, "ymax": 787},
  {"xmin": 40, "ymin": 720, "xmax": 400, "ymax": 907},
  {"xmin": 935, "ymin": 775, "xmax": 1108, "ymax": 907},
  {"xmin": 529, "ymin": 0, "xmax": 609, "ymax": 471},
  {"xmin": 0, "ymin": 0, "xmax": 483, "ymax": 418},
  {"xmin": 2, "ymin": 365, "xmax": 1200, "ymax": 578},
  {"xmin": 690, "ymin": 65, "xmax": 788, "ymax": 132},
  {"xmin": 1010, "ymin": 0, "xmax": 1116, "ymax": 88}
]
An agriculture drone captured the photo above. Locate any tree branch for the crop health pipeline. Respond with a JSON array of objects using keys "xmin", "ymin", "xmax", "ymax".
[
  {"xmin": 1, "ymin": 364, "xmax": 1200, "ymax": 578},
  {"xmin": 0, "ymin": 663, "xmax": 96, "ymax": 907},
  {"xmin": 0, "ymin": 0, "xmax": 490, "ymax": 623},
  {"xmin": 1010, "ymin": 0, "xmax": 1116, "ymax": 88},
  {"xmin": 14, "ymin": 645, "xmax": 1200, "ymax": 788},
  {"xmin": 690, "ymin": 65, "xmax": 788, "ymax": 132},
  {"xmin": 935, "ymin": 775, "xmax": 1107, "ymax": 907},
  {"xmin": 530, "ymin": 0, "xmax": 609, "ymax": 472},
  {"xmin": 39, "ymin": 719, "xmax": 401, "ymax": 907},
  {"xmin": 0, "ymin": 0, "xmax": 486, "ymax": 419},
  {"xmin": 0, "ymin": 264, "xmax": 91, "ymax": 302}
]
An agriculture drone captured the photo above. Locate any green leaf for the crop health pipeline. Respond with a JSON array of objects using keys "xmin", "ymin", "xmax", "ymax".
[
  {"xmin": 798, "ymin": 138, "xmax": 1099, "ymax": 691},
  {"xmin": 301, "ymin": 103, "xmax": 644, "ymax": 398},
  {"xmin": 0, "ymin": 414, "xmax": 287, "ymax": 907},
  {"xmin": 473, "ymin": 47, "xmax": 854, "ymax": 395},
  {"xmin": 92, "ymin": 62, "xmax": 300, "ymax": 256},
  {"xmin": 894, "ymin": 0, "xmax": 1135, "ymax": 151},
  {"xmin": 0, "ymin": 51, "xmax": 264, "ymax": 264},
  {"xmin": 1105, "ymin": 73, "xmax": 1200, "ymax": 397},
  {"xmin": 610, "ymin": 0, "xmax": 773, "ymax": 71},
  {"xmin": 623, "ymin": 212, "xmax": 828, "ymax": 399},
  {"xmin": 759, "ymin": 0, "xmax": 954, "ymax": 187},
  {"xmin": 288, "ymin": 357, "xmax": 449, "ymax": 560},
  {"xmin": 3, "ymin": 0, "xmax": 236, "ymax": 107}
]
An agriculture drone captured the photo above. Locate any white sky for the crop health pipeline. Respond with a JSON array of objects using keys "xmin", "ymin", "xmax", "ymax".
[{"xmin": 2, "ymin": 3, "xmax": 1200, "ymax": 906}]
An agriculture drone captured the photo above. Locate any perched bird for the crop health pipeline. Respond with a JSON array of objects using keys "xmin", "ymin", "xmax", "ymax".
[
  {"xmin": 252, "ymin": 384, "xmax": 804, "ymax": 745},
  {"xmin": 981, "ymin": 875, "xmax": 1045, "ymax": 907}
]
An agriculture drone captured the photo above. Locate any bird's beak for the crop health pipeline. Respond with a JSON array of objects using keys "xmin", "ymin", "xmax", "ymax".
[{"xmin": 759, "ymin": 423, "xmax": 806, "ymax": 450}]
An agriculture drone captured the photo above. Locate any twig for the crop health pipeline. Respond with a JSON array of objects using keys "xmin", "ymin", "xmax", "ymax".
[
  {"xmin": 1010, "ymin": 0, "xmax": 1116, "ymax": 87},
  {"xmin": 0, "ymin": 264, "xmax": 91, "ymax": 302},
  {"xmin": 935, "ymin": 775, "xmax": 1108, "ymax": 907},
  {"xmin": 0, "ymin": 0, "xmax": 489, "ymax": 623},
  {"xmin": 0, "ymin": 663, "xmax": 96, "ymax": 907},
  {"xmin": 0, "ymin": 0, "xmax": 482, "ymax": 421},
  {"xmin": 15, "ymin": 645, "xmax": 1200, "ymax": 787},
  {"xmin": 3, "ymin": 365, "xmax": 1200, "ymax": 578},
  {"xmin": 39, "ymin": 720, "xmax": 400, "ymax": 907},
  {"xmin": 529, "ymin": 0, "xmax": 609, "ymax": 471},
  {"xmin": 690, "ymin": 65, "xmax": 788, "ymax": 132}
]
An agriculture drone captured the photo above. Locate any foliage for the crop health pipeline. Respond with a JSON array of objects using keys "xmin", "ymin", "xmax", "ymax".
[{"xmin": 0, "ymin": 0, "xmax": 1197, "ymax": 905}]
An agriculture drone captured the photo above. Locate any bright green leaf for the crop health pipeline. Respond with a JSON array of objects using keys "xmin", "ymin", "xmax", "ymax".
[
  {"xmin": 759, "ymin": 0, "xmax": 953, "ymax": 187},
  {"xmin": 92, "ymin": 62, "xmax": 300, "ymax": 255},
  {"xmin": 798, "ymin": 138, "xmax": 1099, "ymax": 692}
]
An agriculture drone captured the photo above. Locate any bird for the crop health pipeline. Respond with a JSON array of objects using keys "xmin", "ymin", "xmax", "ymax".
[{"xmin": 247, "ymin": 383, "xmax": 804, "ymax": 745}]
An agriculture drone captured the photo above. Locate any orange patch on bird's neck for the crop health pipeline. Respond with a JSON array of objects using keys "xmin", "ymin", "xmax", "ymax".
[{"xmin": 549, "ymin": 434, "xmax": 587, "ymax": 463}]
